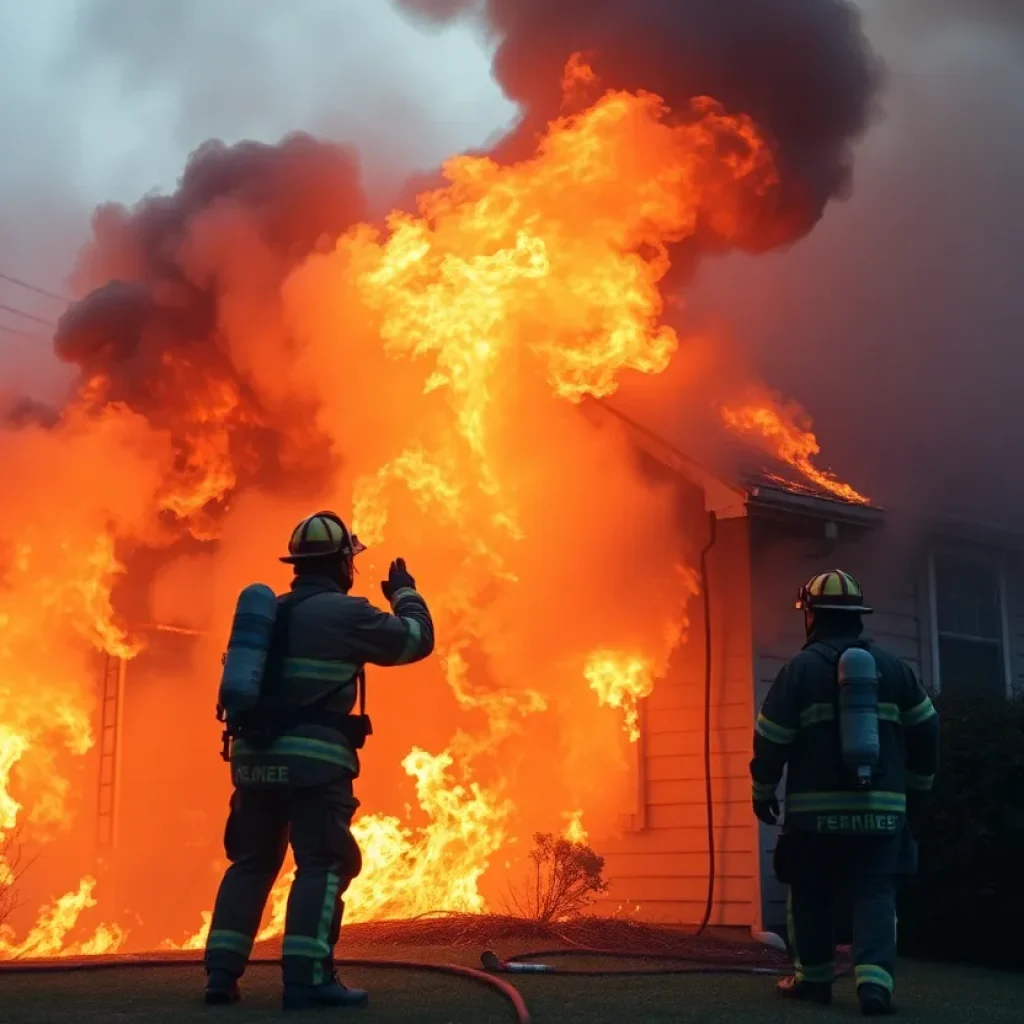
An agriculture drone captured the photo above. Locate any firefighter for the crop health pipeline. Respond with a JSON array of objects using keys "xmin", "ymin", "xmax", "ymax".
[
  {"xmin": 750, "ymin": 569, "xmax": 938, "ymax": 1017},
  {"xmin": 203, "ymin": 511, "xmax": 434, "ymax": 1011}
]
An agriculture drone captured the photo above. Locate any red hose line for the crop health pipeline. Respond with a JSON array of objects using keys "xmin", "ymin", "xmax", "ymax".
[{"xmin": 0, "ymin": 955, "xmax": 532, "ymax": 1024}]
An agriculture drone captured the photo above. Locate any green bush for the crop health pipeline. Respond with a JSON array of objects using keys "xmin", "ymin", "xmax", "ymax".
[{"xmin": 898, "ymin": 695, "xmax": 1024, "ymax": 968}]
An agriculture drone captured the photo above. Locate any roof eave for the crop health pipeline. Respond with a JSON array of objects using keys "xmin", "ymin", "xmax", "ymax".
[{"xmin": 745, "ymin": 483, "xmax": 886, "ymax": 528}]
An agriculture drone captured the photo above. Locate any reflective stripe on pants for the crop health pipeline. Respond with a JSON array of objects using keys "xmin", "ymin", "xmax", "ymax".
[{"xmin": 204, "ymin": 776, "xmax": 361, "ymax": 984}]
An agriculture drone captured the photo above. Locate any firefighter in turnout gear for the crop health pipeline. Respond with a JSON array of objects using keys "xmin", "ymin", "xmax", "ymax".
[
  {"xmin": 204, "ymin": 511, "xmax": 434, "ymax": 1011},
  {"xmin": 750, "ymin": 570, "xmax": 938, "ymax": 1017}
]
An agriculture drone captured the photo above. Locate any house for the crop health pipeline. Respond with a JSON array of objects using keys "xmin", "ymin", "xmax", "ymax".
[{"xmin": 590, "ymin": 403, "xmax": 1024, "ymax": 937}]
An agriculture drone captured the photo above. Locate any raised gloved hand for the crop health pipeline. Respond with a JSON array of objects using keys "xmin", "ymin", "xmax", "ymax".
[
  {"xmin": 753, "ymin": 796, "xmax": 780, "ymax": 826},
  {"xmin": 381, "ymin": 558, "xmax": 416, "ymax": 602}
]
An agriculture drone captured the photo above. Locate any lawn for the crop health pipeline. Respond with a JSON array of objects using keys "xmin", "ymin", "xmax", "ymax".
[{"xmin": 2, "ymin": 953, "xmax": 1022, "ymax": 1023}]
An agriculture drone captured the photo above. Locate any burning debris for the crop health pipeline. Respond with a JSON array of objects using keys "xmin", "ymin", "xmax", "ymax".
[{"xmin": 0, "ymin": 1, "xmax": 874, "ymax": 957}]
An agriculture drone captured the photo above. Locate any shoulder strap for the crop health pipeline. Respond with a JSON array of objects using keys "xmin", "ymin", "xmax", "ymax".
[
  {"xmin": 270, "ymin": 589, "xmax": 368, "ymax": 716},
  {"xmin": 806, "ymin": 637, "xmax": 870, "ymax": 667},
  {"xmin": 262, "ymin": 590, "xmax": 321, "ymax": 692}
]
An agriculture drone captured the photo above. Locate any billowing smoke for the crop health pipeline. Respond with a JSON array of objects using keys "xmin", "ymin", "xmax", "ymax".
[
  {"xmin": 396, "ymin": 0, "xmax": 883, "ymax": 252},
  {"xmin": 53, "ymin": 133, "xmax": 367, "ymax": 532}
]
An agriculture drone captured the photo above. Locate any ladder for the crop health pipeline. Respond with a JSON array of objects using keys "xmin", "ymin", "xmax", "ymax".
[{"xmin": 96, "ymin": 653, "xmax": 126, "ymax": 850}]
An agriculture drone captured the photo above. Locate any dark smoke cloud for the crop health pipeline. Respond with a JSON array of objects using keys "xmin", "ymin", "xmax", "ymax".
[
  {"xmin": 56, "ymin": 132, "xmax": 366, "ymax": 508},
  {"xmin": 396, "ymin": 0, "xmax": 883, "ymax": 253}
]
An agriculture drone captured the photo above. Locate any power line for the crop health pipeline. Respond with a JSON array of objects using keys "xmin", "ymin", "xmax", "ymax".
[
  {"xmin": 0, "ymin": 271, "xmax": 70, "ymax": 304},
  {"xmin": 0, "ymin": 302, "xmax": 55, "ymax": 328},
  {"xmin": 0, "ymin": 321, "xmax": 46, "ymax": 340}
]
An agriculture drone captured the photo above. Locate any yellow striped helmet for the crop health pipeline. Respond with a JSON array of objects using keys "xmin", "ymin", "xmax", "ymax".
[
  {"xmin": 796, "ymin": 569, "xmax": 873, "ymax": 613},
  {"xmin": 280, "ymin": 510, "xmax": 366, "ymax": 564}
]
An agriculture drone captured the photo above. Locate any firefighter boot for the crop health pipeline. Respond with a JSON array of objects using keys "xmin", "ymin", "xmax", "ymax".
[
  {"xmin": 858, "ymin": 983, "xmax": 894, "ymax": 1016},
  {"xmin": 282, "ymin": 971, "xmax": 369, "ymax": 1011},
  {"xmin": 204, "ymin": 969, "xmax": 241, "ymax": 1005},
  {"xmin": 777, "ymin": 975, "xmax": 832, "ymax": 1005}
]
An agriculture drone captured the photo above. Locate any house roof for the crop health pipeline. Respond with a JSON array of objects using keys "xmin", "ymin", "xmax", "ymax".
[{"xmin": 592, "ymin": 400, "xmax": 884, "ymax": 527}]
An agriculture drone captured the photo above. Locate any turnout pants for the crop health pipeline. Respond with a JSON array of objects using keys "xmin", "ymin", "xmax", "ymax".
[
  {"xmin": 204, "ymin": 774, "xmax": 361, "ymax": 986},
  {"xmin": 776, "ymin": 832, "xmax": 910, "ymax": 997}
]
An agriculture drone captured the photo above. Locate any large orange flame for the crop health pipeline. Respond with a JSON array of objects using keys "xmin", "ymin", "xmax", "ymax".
[{"xmin": 0, "ymin": 59, "xmax": 861, "ymax": 955}]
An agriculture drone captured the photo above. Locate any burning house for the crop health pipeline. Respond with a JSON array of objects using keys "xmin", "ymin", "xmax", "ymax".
[{"xmin": 5, "ymin": 0, "xmax": 1005, "ymax": 959}]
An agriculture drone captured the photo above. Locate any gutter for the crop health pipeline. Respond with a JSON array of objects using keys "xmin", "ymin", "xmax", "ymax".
[{"xmin": 744, "ymin": 483, "xmax": 886, "ymax": 529}]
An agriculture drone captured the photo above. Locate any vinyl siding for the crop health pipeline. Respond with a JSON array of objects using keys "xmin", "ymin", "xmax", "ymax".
[{"xmin": 594, "ymin": 513, "xmax": 759, "ymax": 927}]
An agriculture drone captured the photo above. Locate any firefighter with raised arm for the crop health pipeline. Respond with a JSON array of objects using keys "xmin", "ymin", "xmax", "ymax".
[
  {"xmin": 750, "ymin": 570, "xmax": 939, "ymax": 1017},
  {"xmin": 203, "ymin": 511, "xmax": 434, "ymax": 1011}
]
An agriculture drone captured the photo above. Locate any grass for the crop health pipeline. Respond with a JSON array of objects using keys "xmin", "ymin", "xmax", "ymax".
[{"xmin": 1, "ymin": 952, "xmax": 1022, "ymax": 1023}]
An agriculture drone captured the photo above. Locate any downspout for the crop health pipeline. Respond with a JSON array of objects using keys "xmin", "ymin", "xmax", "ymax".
[{"xmin": 694, "ymin": 510, "xmax": 718, "ymax": 935}]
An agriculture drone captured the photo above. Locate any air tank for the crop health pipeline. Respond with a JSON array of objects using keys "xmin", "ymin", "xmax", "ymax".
[
  {"xmin": 837, "ymin": 646, "xmax": 881, "ymax": 789},
  {"xmin": 217, "ymin": 583, "xmax": 278, "ymax": 716}
]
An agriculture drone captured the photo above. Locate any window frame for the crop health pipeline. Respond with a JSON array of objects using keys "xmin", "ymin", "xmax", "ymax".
[{"xmin": 926, "ymin": 546, "xmax": 1012, "ymax": 698}]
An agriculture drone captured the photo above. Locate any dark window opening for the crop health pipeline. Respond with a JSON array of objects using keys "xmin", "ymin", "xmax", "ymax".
[{"xmin": 933, "ymin": 553, "xmax": 1006, "ymax": 699}]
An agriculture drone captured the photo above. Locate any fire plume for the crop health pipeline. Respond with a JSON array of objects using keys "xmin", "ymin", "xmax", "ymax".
[{"xmin": 0, "ymin": 57, "xmax": 862, "ymax": 954}]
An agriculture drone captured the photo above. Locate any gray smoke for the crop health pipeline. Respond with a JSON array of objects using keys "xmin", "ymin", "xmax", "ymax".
[{"xmin": 685, "ymin": 0, "xmax": 1024, "ymax": 521}]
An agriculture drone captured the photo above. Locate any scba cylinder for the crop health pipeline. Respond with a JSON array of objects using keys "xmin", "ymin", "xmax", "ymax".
[
  {"xmin": 837, "ymin": 646, "xmax": 881, "ymax": 789},
  {"xmin": 218, "ymin": 583, "xmax": 278, "ymax": 716}
]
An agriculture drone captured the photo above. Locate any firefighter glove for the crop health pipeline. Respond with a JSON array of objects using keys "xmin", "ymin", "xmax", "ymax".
[
  {"xmin": 753, "ymin": 796, "xmax": 780, "ymax": 826},
  {"xmin": 381, "ymin": 558, "xmax": 416, "ymax": 602}
]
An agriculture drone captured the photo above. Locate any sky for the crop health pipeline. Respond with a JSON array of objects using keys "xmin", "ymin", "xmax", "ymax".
[{"xmin": 0, "ymin": 0, "xmax": 1021, "ymax": 516}]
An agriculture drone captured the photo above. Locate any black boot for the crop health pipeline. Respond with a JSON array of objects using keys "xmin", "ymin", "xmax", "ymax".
[
  {"xmin": 858, "ymin": 983, "xmax": 895, "ymax": 1016},
  {"xmin": 777, "ymin": 974, "xmax": 832, "ymax": 1005},
  {"xmin": 204, "ymin": 969, "xmax": 240, "ymax": 1005},
  {"xmin": 283, "ymin": 971, "xmax": 369, "ymax": 1011}
]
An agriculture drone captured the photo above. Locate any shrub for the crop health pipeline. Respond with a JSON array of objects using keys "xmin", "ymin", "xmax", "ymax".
[
  {"xmin": 506, "ymin": 832, "xmax": 609, "ymax": 924},
  {"xmin": 898, "ymin": 695, "xmax": 1024, "ymax": 968},
  {"xmin": 0, "ymin": 828, "xmax": 27, "ymax": 928}
]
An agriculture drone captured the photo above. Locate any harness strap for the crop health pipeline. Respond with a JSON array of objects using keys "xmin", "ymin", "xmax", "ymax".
[{"xmin": 227, "ymin": 587, "xmax": 370, "ymax": 749}]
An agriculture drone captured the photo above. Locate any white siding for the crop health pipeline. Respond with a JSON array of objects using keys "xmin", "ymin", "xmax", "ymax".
[{"xmin": 595, "ymin": 514, "xmax": 760, "ymax": 927}]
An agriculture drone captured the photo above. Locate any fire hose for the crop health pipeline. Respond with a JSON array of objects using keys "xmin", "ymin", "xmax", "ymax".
[
  {"xmin": 0, "ymin": 955, "xmax": 532, "ymax": 1024},
  {"xmin": 482, "ymin": 947, "xmax": 787, "ymax": 977}
]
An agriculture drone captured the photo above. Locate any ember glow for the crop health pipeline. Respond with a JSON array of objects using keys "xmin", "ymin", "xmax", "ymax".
[{"xmin": 0, "ymin": 59, "xmax": 862, "ymax": 955}]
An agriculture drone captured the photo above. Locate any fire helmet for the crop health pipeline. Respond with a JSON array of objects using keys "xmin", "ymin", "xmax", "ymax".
[
  {"xmin": 796, "ymin": 569, "xmax": 873, "ymax": 614},
  {"xmin": 280, "ymin": 510, "xmax": 366, "ymax": 564}
]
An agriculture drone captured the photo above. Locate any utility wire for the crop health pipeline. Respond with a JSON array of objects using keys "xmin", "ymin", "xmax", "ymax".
[
  {"xmin": 0, "ymin": 302, "xmax": 56, "ymax": 328},
  {"xmin": 0, "ymin": 271, "xmax": 71, "ymax": 304},
  {"xmin": 0, "ymin": 321, "xmax": 46, "ymax": 340}
]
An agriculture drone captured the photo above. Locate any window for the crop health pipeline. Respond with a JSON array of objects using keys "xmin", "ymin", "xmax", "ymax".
[{"xmin": 930, "ymin": 551, "xmax": 1009, "ymax": 699}]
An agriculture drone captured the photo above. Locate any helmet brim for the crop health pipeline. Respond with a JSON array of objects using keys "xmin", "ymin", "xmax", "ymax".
[
  {"xmin": 799, "ymin": 601, "xmax": 874, "ymax": 613},
  {"xmin": 279, "ymin": 540, "xmax": 365, "ymax": 565}
]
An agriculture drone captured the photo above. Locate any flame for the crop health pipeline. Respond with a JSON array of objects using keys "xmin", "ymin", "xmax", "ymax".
[
  {"xmin": 0, "ymin": 56, "xmax": 863, "ymax": 955},
  {"xmin": 0, "ymin": 878, "xmax": 124, "ymax": 958},
  {"xmin": 584, "ymin": 652, "xmax": 656, "ymax": 743},
  {"xmin": 584, "ymin": 566, "xmax": 700, "ymax": 741},
  {"xmin": 721, "ymin": 398, "xmax": 870, "ymax": 504},
  {"xmin": 562, "ymin": 810, "xmax": 588, "ymax": 845}
]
